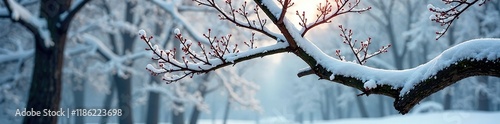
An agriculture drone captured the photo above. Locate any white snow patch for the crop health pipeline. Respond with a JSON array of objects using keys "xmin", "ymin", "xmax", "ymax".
[
  {"xmin": 195, "ymin": 111, "xmax": 500, "ymax": 124},
  {"xmin": 174, "ymin": 28, "xmax": 180, "ymax": 35},
  {"xmin": 6, "ymin": 0, "xmax": 53, "ymax": 47},
  {"xmin": 138, "ymin": 29, "xmax": 146, "ymax": 37},
  {"xmin": 364, "ymin": 79, "xmax": 377, "ymax": 89}
]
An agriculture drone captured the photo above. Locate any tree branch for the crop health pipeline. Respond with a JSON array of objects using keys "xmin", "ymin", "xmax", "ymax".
[
  {"xmin": 61, "ymin": 0, "xmax": 91, "ymax": 31},
  {"xmin": 429, "ymin": 0, "xmax": 488, "ymax": 40},
  {"xmin": 142, "ymin": 0, "xmax": 500, "ymax": 115}
]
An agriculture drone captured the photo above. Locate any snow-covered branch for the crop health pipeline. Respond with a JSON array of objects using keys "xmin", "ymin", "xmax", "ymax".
[
  {"xmin": 2, "ymin": 0, "xmax": 53, "ymax": 47},
  {"xmin": 147, "ymin": 0, "xmax": 212, "ymax": 45},
  {"xmin": 140, "ymin": 29, "xmax": 289, "ymax": 83},
  {"xmin": 140, "ymin": 0, "xmax": 500, "ymax": 114},
  {"xmin": 82, "ymin": 34, "xmax": 149, "ymax": 77}
]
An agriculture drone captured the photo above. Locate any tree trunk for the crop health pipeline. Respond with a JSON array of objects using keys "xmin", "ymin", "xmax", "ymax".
[
  {"xmin": 115, "ymin": 75, "xmax": 134, "ymax": 124},
  {"xmin": 189, "ymin": 85, "xmax": 208, "ymax": 124},
  {"xmin": 100, "ymin": 76, "xmax": 116, "ymax": 124},
  {"xmin": 477, "ymin": 76, "xmax": 490, "ymax": 111},
  {"xmin": 378, "ymin": 96, "xmax": 385, "ymax": 117},
  {"xmin": 146, "ymin": 80, "xmax": 160, "ymax": 124},
  {"xmin": 321, "ymin": 89, "xmax": 331, "ymax": 120},
  {"xmin": 353, "ymin": 89, "xmax": 369, "ymax": 118},
  {"xmin": 222, "ymin": 98, "xmax": 231, "ymax": 124},
  {"xmin": 443, "ymin": 88, "xmax": 452, "ymax": 110},
  {"xmin": 171, "ymin": 102, "xmax": 185, "ymax": 124},
  {"xmin": 73, "ymin": 77, "xmax": 85, "ymax": 124},
  {"xmin": 309, "ymin": 112, "xmax": 313, "ymax": 123},
  {"xmin": 294, "ymin": 112, "xmax": 303, "ymax": 124},
  {"xmin": 23, "ymin": 1, "xmax": 70, "ymax": 122}
]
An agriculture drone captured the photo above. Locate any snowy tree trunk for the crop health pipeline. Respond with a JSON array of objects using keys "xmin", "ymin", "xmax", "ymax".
[
  {"xmin": 171, "ymin": 101, "xmax": 185, "ymax": 124},
  {"xmin": 443, "ymin": 89, "xmax": 452, "ymax": 110},
  {"xmin": 189, "ymin": 80, "xmax": 211, "ymax": 124},
  {"xmin": 1, "ymin": 0, "xmax": 89, "ymax": 123},
  {"xmin": 146, "ymin": 77, "xmax": 160, "ymax": 124},
  {"xmin": 354, "ymin": 89, "xmax": 369, "ymax": 117},
  {"xmin": 320, "ymin": 89, "xmax": 331, "ymax": 120},
  {"xmin": 294, "ymin": 112, "xmax": 303, "ymax": 124},
  {"xmin": 115, "ymin": 2, "xmax": 137, "ymax": 124},
  {"xmin": 23, "ymin": 36, "xmax": 64, "ymax": 124},
  {"xmin": 477, "ymin": 76, "xmax": 490, "ymax": 111},
  {"xmin": 114, "ymin": 75, "xmax": 133, "ymax": 124},
  {"xmin": 100, "ymin": 79, "xmax": 115, "ymax": 124},
  {"xmin": 23, "ymin": 1, "xmax": 69, "ymax": 123},
  {"xmin": 73, "ymin": 76, "xmax": 85, "ymax": 124},
  {"xmin": 222, "ymin": 97, "xmax": 231, "ymax": 124}
]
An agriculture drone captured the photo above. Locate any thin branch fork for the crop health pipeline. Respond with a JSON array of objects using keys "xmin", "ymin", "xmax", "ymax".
[
  {"xmin": 142, "ymin": 0, "xmax": 500, "ymax": 115},
  {"xmin": 193, "ymin": 0, "xmax": 278, "ymax": 40},
  {"xmin": 141, "ymin": 29, "xmax": 289, "ymax": 83},
  {"xmin": 430, "ymin": 0, "xmax": 488, "ymax": 39},
  {"xmin": 299, "ymin": 0, "xmax": 371, "ymax": 37}
]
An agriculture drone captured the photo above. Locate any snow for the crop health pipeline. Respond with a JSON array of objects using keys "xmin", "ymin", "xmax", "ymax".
[
  {"xmin": 265, "ymin": 6, "xmax": 500, "ymax": 96},
  {"xmin": 138, "ymin": 29, "xmax": 146, "ymax": 37},
  {"xmin": 194, "ymin": 111, "xmax": 500, "ymax": 124},
  {"xmin": 174, "ymin": 28, "xmax": 180, "ymax": 35},
  {"xmin": 364, "ymin": 79, "xmax": 376, "ymax": 89},
  {"xmin": 6, "ymin": 0, "xmax": 53, "ymax": 47}
]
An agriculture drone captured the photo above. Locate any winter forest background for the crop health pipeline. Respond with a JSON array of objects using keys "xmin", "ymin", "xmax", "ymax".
[{"xmin": 1, "ymin": 0, "xmax": 500, "ymax": 124}]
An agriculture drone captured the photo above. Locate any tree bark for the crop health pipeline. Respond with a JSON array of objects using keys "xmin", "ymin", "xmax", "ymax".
[{"xmin": 22, "ymin": 0, "xmax": 70, "ymax": 123}]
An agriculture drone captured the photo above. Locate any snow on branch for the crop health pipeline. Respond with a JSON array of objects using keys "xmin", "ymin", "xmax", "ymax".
[
  {"xmin": 140, "ymin": 0, "xmax": 500, "ymax": 114},
  {"xmin": 429, "ymin": 0, "xmax": 489, "ymax": 40},
  {"xmin": 3, "ymin": 0, "xmax": 53, "ymax": 47},
  {"xmin": 82, "ymin": 34, "xmax": 149, "ymax": 78},
  {"xmin": 140, "ymin": 29, "xmax": 289, "ymax": 83},
  {"xmin": 148, "ymin": 0, "xmax": 212, "ymax": 45}
]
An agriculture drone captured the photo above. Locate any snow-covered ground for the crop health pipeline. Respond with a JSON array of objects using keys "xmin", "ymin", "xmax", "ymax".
[{"xmin": 195, "ymin": 111, "xmax": 500, "ymax": 124}]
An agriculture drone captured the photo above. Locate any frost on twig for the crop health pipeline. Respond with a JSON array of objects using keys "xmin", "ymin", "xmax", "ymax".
[
  {"xmin": 297, "ymin": 0, "xmax": 371, "ymax": 36},
  {"xmin": 193, "ymin": 0, "xmax": 278, "ymax": 40},
  {"xmin": 428, "ymin": 0, "xmax": 489, "ymax": 40},
  {"xmin": 335, "ymin": 25, "xmax": 391, "ymax": 65},
  {"xmin": 140, "ymin": 29, "xmax": 257, "ymax": 83}
]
